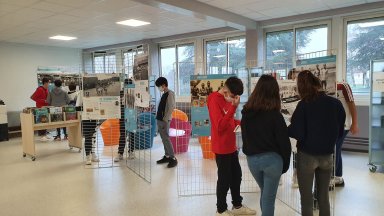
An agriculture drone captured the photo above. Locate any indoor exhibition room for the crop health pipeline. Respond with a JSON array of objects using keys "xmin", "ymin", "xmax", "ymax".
[{"xmin": 0, "ymin": 0, "xmax": 384, "ymax": 216}]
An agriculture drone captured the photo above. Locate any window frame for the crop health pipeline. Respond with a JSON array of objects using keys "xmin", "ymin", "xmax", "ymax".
[
  {"xmin": 159, "ymin": 41, "xmax": 196, "ymax": 96},
  {"xmin": 263, "ymin": 20, "xmax": 332, "ymax": 69},
  {"xmin": 92, "ymin": 52, "xmax": 117, "ymax": 74},
  {"xmin": 342, "ymin": 12, "xmax": 384, "ymax": 98},
  {"xmin": 203, "ymin": 34, "xmax": 246, "ymax": 75}
]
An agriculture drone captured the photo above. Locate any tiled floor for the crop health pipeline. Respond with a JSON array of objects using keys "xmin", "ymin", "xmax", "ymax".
[{"xmin": 0, "ymin": 136, "xmax": 383, "ymax": 216}]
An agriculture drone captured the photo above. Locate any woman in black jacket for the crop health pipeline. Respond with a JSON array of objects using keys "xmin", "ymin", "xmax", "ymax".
[
  {"xmin": 241, "ymin": 75, "xmax": 291, "ymax": 216},
  {"xmin": 288, "ymin": 71, "xmax": 345, "ymax": 216}
]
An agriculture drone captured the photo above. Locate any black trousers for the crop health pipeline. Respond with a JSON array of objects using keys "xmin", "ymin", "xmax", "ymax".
[
  {"xmin": 82, "ymin": 120, "xmax": 97, "ymax": 156},
  {"xmin": 215, "ymin": 151, "xmax": 243, "ymax": 213},
  {"xmin": 56, "ymin": 127, "xmax": 67, "ymax": 136}
]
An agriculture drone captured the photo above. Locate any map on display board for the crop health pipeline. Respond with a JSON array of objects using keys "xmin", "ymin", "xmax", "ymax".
[
  {"xmin": 81, "ymin": 74, "xmax": 121, "ymax": 120},
  {"xmin": 190, "ymin": 74, "xmax": 235, "ymax": 136}
]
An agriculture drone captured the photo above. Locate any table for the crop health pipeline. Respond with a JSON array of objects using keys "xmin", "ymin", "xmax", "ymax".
[{"xmin": 20, "ymin": 112, "xmax": 82, "ymax": 161}]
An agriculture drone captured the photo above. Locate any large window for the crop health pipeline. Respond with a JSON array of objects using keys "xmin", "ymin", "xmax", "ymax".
[
  {"xmin": 93, "ymin": 54, "xmax": 116, "ymax": 73},
  {"xmin": 177, "ymin": 44, "xmax": 195, "ymax": 96},
  {"xmin": 265, "ymin": 25, "xmax": 328, "ymax": 78},
  {"xmin": 266, "ymin": 30, "xmax": 294, "ymax": 78},
  {"xmin": 160, "ymin": 43, "xmax": 195, "ymax": 96},
  {"xmin": 160, "ymin": 47, "xmax": 176, "ymax": 92},
  {"xmin": 346, "ymin": 17, "xmax": 384, "ymax": 93},
  {"xmin": 296, "ymin": 25, "xmax": 328, "ymax": 55},
  {"xmin": 206, "ymin": 36, "xmax": 246, "ymax": 74}
]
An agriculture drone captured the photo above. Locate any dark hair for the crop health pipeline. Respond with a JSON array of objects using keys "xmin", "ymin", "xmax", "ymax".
[
  {"xmin": 42, "ymin": 77, "xmax": 49, "ymax": 84},
  {"xmin": 288, "ymin": 69, "xmax": 294, "ymax": 80},
  {"xmin": 225, "ymin": 76, "xmax": 244, "ymax": 96},
  {"xmin": 155, "ymin": 77, "xmax": 168, "ymax": 87},
  {"xmin": 297, "ymin": 70, "xmax": 322, "ymax": 102},
  {"xmin": 54, "ymin": 79, "xmax": 62, "ymax": 87},
  {"xmin": 68, "ymin": 82, "xmax": 76, "ymax": 91},
  {"xmin": 243, "ymin": 75, "xmax": 281, "ymax": 112}
]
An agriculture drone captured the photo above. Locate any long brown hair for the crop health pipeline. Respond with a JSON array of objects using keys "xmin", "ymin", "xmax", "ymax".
[
  {"xmin": 243, "ymin": 74, "xmax": 281, "ymax": 112},
  {"xmin": 297, "ymin": 70, "xmax": 322, "ymax": 102}
]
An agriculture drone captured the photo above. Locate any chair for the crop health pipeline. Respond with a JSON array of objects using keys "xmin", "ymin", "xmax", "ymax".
[
  {"xmin": 169, "ymin": 118, "xmax": 192, "ymax": 153},
  {"xmin": 100, "ymin": 119, "xmax": 120, "ymax": 146},
  {"xmin": 172, "ymin": 109, "xmax": 189, "ymax": 122},
  {"xmin": 198, "ymin": 136, "xmax": 215, "ymax": 159},
  {"xmin": 133, "ymin": 112, "xmax": 156, "ymax": 150}
]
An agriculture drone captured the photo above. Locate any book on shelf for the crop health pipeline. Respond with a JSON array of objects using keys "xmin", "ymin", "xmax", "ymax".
[
  {"xmin": 63, "ymin": 106, "xmax": 77, "ymax": 121},
  {"xmin": 23, "ymin": 107, "xmax": 35, "ymax": 114},
  {"xmin": 49, "ymin": 107, "xmax": 63, "ymax": 122},
  {"xmin": 34, "ymin": 108, "xmax": 49, "ymax": 124}
]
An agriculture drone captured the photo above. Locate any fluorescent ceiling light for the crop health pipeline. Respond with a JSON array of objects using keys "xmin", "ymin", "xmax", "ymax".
[
  {"xmin": 272, "ymin": 49, "xmax": 285, "ymax": 54},
  {"xmin": 213, "ymin": 55, "xmax": 226, "ymax": 58},
  {"xmin": 380, "ymin": 37, "xmax": 384, "ymax": 41},
  {"xmin": 49, "ymin": 35, "xmax": 77, "ymax": 41},
  {"xmin": 116, "ymin": 19, "xmax": 150, "ymax": 27},
  {"xmin": 358, "ymin": 20, "xmax": 384, "ymax": 28}
]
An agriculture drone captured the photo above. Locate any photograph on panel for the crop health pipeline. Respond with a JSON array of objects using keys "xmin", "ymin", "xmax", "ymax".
[
  {"xmin": 83, "ymin": 74, "xmax": 120, "ymax": 97},
  {"xmin": 133, "ymin": 53, "xmax": 149, "ymax": 81}
]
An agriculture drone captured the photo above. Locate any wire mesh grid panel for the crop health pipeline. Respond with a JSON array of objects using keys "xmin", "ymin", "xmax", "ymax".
[
  {"xmin": 176, "ymin": 69, "xmax": 259, "ymax": 196},
  {"xmin": 81, "ymin": 72, "xmax": 123, "ymax": 169},
  {"xmin": 125, "ymin": 76, "xmax": 156, "ymax": 183}
]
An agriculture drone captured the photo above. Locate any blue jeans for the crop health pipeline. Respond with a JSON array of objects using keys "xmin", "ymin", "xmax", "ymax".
[
  {"xmin": 247, "ymin": 152, "xmax": 283, "ymax": 216},
  {"xmin": 335, "ymin": 130, "xmax": 349, "ymax": 177}
]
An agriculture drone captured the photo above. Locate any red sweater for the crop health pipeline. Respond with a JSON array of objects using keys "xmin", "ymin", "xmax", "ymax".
[
  {"xmin": 207, "ymin": 92, "xmax": 240, "ymax": 154},
  {"xmin": 31, "ymin": 86, "xmax": 48, "ymax": 108}
]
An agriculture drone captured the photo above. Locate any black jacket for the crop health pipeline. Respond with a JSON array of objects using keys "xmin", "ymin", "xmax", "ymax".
[
  {"xmin": 241, "ymin": 109, "xmax": 292, "ymax": 174},
  {"xmin": 288, "ymin": 93, "xmax": 346, "ymax": 155}
]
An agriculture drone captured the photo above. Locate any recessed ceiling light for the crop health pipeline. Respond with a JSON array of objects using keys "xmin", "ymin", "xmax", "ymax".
[
  {"xmin": 272, "ymin": 49, "xmax": 286, "ymax": 54},
  {"xmin": 49, "ymin": 35, "xmax": 77, "ymax": 41},
  {"xmin": 213, "ymin": 55, "xmax": 226, "ymax": 58},
  {"xmin": 116, "ymin": 19, "xmax": 151, "ymax": 27},
  {"xmin": 358, "ymin": 20, "xmax": 384, "ymax": 28}
]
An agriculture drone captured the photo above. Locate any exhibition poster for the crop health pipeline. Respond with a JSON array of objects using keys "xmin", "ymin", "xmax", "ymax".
[
  {"xmin": 277, "ymin": 79, "xmax": 300, "ymax": 121},
  {"xmin": 83, "ymin": 74, "xmax": 120, "ymax": 97},
  {"xmin": 133, "ymin": 54, "xmax": 149, "ymax": 81},
  {"xmin": 296, "ymin": 55, "xmax": 337, "ymax": 96},
  {"xmin": 372, "ymin": 61, "xmax": 384, "ymax": 93},
  {"xmin": 82, "ymin": 73, "xmax": 121, "ymax": 120},
  {"xmin": 37, "ymin": 70, "xmax": 81, "ymax": 92},
  {"xmin": 124, "ymin": 84, "xmax": 137, "ymax": 133},
  {"xmin": 82, "ymin": 96, "xmax": 121, "ymax": 120},
  {"xmin": 190, "ymin": 74, "xmax": 235, "ymax": 136},
  {"xmin": 134, "ymin": 80, "xmax": 150, "ymax": 108}
]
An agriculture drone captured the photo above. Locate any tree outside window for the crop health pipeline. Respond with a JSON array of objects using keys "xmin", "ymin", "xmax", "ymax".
[{"xmin": 347, "ymin": 18, "xmax": 384, "ymax": 93}]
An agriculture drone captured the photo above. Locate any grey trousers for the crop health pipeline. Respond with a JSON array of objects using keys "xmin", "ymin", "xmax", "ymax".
[
  {"xmin": 297, "ymin": 151, "xmax": 333, "ymax": 216},
  {"xmin": 157, "ymin": 120, "xmax": 175, "ymax": 158}
]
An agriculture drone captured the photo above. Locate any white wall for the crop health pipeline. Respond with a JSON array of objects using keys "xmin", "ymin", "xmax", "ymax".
[{"xmin": 0, "ymin": 42, "xmax": 81, "ymax": 113}]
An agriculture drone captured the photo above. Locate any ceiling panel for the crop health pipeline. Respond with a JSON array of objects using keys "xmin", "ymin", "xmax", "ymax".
[
  {"xmin": 0, "ymin": 0, "xmax": 374, "ymax": 49},
  {"xmin": 0, "ymin": 0, "xmax": 40, "ymax": 7},
  {"xmin": 29, "ymin": 1, "xmax": 75, "ymax": 13}
]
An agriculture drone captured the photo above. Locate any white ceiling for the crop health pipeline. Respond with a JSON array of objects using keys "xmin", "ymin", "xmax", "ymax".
[
  {"xmin": 0, "ymin": 0, "xmax": 227, "ymax": 48},
  {"xmin": 0, "ymin": 0, "xmax": 379, "ymax": 49},
  {"xmin": 198, "ymin": 0, "xmax": 381, "ymax": 20}
]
